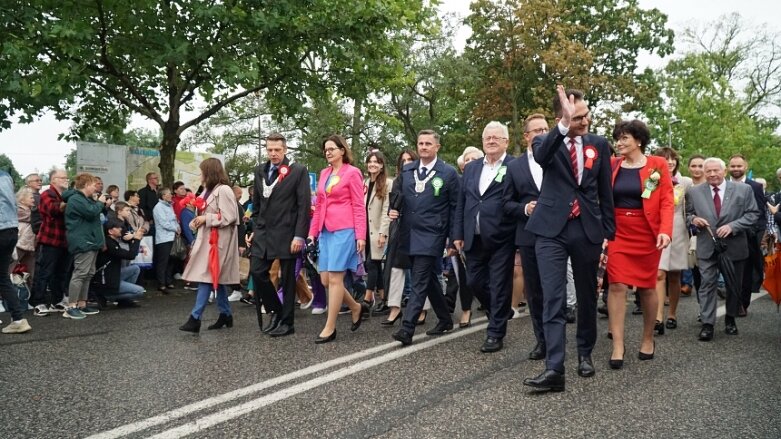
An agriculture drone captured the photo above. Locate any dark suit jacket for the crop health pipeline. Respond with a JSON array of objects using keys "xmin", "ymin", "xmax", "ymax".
[
  {"xmin": 526, "ymin": 126, "xmax": 615, "ymax": 244},
  {"xmin": 685, "ymin": 180, "xmax": 759, "ymax": 260},
  {"xmin": 503, "ymin": 152, "xmax": 541, "ymax": 247},
  {"xmin": 393, "ymin": 158, "xmax": 460, "ymax": 257},
  {"xmin": 741, "ymin": 179, "xmax": 767, "ymax": 232},
  {"xmin": 453, "ymin": 154, "xmax": 515, "ymax": 252},
  {"xmin": 251, "ymin": 157, "xmax": 310, "ymax": 259}
]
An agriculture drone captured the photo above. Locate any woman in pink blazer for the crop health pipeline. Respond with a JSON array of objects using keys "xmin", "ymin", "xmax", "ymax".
[{"xmin": 308, "ymin": 135, "xmax": 368, "ymax": 343}]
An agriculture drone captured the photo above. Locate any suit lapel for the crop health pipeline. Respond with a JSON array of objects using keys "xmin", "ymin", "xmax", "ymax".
[
  {"xmin": 719, "ymin": 182, "xmax": 735, "ymax": 220},
  {"xmin": 482, "ymin": 155, "xmax": 512, "ymax": 195},
  {"xmin": 520, "ymin": 154, "xmax": 539, "ymax": 193}
]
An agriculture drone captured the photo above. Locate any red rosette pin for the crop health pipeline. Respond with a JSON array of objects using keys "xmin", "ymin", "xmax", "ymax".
[
  {"xmin": 278, "ymin": 165, "xmax": 290, "ymax": 182},
  {"xmin": 584, "ymin": 145, "xmax": 598, "ymax": 170}
]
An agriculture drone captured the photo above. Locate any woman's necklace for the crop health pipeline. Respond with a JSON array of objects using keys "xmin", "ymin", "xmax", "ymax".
[{"xmin": 622, "ymin": 156, "xmax": 647, "ymax": 169}]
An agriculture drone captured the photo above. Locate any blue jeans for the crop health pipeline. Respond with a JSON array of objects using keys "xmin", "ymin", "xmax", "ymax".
[
  {"xmin": 191, "ymin": 283, "xmax": 231, "ymax": 320},
  {"xmin": 105, "ymin": 265, "xmax": 146, "ymax": 302}
]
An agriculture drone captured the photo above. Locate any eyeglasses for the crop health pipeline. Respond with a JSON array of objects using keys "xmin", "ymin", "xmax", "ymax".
[
  {"xmin": 524, "ymin": 128, "xmax": 548, "ymax": 135},
  {"xmin": 324, "ymin": 147, "xmax": 341, "ymax": 154},
  {"xmin": 29, "ymin": 179, "xmax": 42, "ymax": 182},
  {"xmin": 482, "ymin": 136, "xmax": 508, "ymax": 142},
  {"xmin": 572, "ymin": 112, "xmax": 591, "ymax": 124}
]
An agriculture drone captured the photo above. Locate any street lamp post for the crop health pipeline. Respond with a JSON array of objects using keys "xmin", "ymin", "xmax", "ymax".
[{"xmin": 668, "ymin": 118, "xmax": 682, "ymax": 147}]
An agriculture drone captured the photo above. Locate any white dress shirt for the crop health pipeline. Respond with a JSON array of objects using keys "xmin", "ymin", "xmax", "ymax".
[{"xmin": 557, "ymin": 122, "xmax": 584, "ymax": 184}]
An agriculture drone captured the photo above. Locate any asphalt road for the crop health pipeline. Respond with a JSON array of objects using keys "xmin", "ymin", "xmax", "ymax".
[{"xmin": 1, "ymin": 288, "xmax": 780, "ymax": 438}]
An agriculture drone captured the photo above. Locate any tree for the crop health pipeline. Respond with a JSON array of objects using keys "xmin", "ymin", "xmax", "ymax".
[
  {"xmin": 464, "ymin": 0, "xmax": 674, "ymax": 153},
  {"xmin": 0, "ymin": 154, "xmax": 24, "ymax": 189},
  {"xmin": 0, "ymin": 0, "xmax": 433, "ymax": 186}
]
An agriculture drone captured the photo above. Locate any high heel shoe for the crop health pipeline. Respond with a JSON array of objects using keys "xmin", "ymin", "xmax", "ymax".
[
  {"xmin": 416, "ymin": 311, "xmax": 427, "ymax": 326},
  {"xmin": 638, "ymin": 341, "xmax": 655, "ymax": 361},
  {"xmin": 609, "ymin": 344, "xmax": 625, "ymax": 370},
  {"xmin": 315, "ymin": 330, "xmax": 336, "ymax": 344},
  {"xmin": 654, "ymin": 320, "xmax": 665, "ymax": 336},
  {"xmin": 207, "ymin": 313, "xmax": 233, "ymax": 330},
  {"xmin": 381, "ymin": 312, "xmax": 402, "ymax": 326},
  {"xmin": 351, "ymin": 303, "xmax": 369, "ymax": 332},
  {"xmin": 459, "ymin": 310, "xmax": 472, "ymax": 328}
]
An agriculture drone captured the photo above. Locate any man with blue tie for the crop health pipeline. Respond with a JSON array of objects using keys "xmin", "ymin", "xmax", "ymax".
[
  {"xmin": 522, "ymin": 86, "xmax": 615, "ymax": 392},
  {"xmin": 502, "ymin": 113, "xmax": 549, "ymax": 360},
  {"xmin": 389, "ymin": 129, "xmax": 461, "ymax": 346},
  {"xmin": 453, "ymin": 121, "xmax": 515, "ymax": 353}
]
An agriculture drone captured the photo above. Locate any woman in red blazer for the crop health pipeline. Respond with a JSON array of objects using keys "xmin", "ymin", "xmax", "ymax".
[
  {"xmin": 308, "ymin": 135, "xmax": 368, "ymax": 344},
  {"xmin": 606, "ymin": 120, "xmax": 673, "ymax": 369}
]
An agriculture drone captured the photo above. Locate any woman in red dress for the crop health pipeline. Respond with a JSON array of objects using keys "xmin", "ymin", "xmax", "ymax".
[{"xmin": 607, "ymin": 120, "xmax": 673, "ymax": 369}]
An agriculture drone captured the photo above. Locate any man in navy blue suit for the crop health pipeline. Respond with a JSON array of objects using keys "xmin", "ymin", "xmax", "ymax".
[
  {"xmin": 453, "ymin": 121, "xmax": 516, "ymax": 353},
  {"xmin": 522, "ymin": 86, "xmax": 615, "ymax": 392},
  {"xmin": 389, "ymin": 129, "xmax": 461, "ymax": 346},
  {"xmin": 502, "ymin": 113, "xmax": 549, "ymax": 360},
  {"xmin": 727, "ymin": 154, "xmax": 767, "ymax": 314}
]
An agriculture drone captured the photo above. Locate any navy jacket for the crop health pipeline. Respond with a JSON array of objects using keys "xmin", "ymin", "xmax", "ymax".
[
  {"xmin": 503, "ymin": 153, "xmax": 541, "ymax": 247},
  {"xmin": 453, "ymin": 154, "xmax": 515, "ymax": 252},
  {"xmin": 393, "ymin": 158, "xmax": 460, "ymax": 257},
  {"xmin": 526, "ymin": 125, "xmax": 615, "ymax": 244}
]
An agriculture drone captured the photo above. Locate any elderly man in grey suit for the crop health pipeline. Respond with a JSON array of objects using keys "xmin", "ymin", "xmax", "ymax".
[{"xmin": 686, "ymin": 157, "xmax": 759, "ymax": 341}]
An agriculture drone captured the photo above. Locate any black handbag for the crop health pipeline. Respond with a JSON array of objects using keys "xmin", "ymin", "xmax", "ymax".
[{"xmin": 170, "ymin": 234, "xmax": 187, "ymax": 260}]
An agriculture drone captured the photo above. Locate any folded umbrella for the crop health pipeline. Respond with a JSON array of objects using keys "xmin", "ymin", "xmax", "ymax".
[{"xmin": 706, "ymin": 228, "xmax": 740, "ymax": 306}]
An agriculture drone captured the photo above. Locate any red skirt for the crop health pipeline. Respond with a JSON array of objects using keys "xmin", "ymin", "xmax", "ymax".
[{"xmin": 607, "ymin": 208, "xmax": 661, "ymax": 289}]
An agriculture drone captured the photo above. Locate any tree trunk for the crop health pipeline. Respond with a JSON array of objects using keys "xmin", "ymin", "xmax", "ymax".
[
  {"xmin": 159, "ymin": 123, "xmax": 180, "ymax": 188},
  {"xmin": 351, "ymin": 96, "xmax": 363, "ymax": 154},
  {"xmin": 512, "ymin": 85, "xmax": 522, "ymax": 156}
]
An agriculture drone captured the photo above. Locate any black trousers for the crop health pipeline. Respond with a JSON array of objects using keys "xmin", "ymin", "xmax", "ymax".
[
  {"xmin": 401, "ymin": 255, "xmax": 451, "ymax": 334},
  {"xmin": 153, "ymin": 241, "xmax": 174, "ymax": 287},
  {"xmin": 465, "ymin": 237, "xmax": 515, "ymax": 339},
  {"xmin": 520, "ymin": 244, "xmax": 544, "ymax": 345},
  {"xmin": 365, "ymin": 259, "xmax": 384, "ymax": 292},
  {"xmin": 0, "ymin": 228, "xmax": 23, "ymax": 321},
  {"xmin": 31, "ymin": 244, "xmax": 71, "ymax": 307},
  {"xmin": 741, "ymin": 230, "xmax": 764, "ymax": 308},
  {"xmin": 251, "ymin": 257, "xmax": 297, "ymax": 326}
]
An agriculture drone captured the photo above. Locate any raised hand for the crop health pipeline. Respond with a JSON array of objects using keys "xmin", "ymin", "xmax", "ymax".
[{"xmin": 556, "ymin": 84, "xmax": 576, "ymax": 127}]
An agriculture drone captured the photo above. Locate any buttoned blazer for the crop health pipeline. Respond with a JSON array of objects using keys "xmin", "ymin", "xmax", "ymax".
[
  {"xmin": 392, "ymin": 158, "xmax": 460, "ymax": 257},
  {"xmin": 526, "ymin": 125, "xmax": 615, "ymax": 244},
  {"xmin": 364, "ymin": 177, "xmax": 393, "ymax": 260},
  {"xmin": 309, "ymin": 163, "xmax": 367, "ymax": 239},
  {"xmin": 503, "ymin": 153, "xmax": 541, "ymax": 247},
  {"xmin": 453, "ymin": 154, "xmax": 515, "ymax": 252},
  {"xmin": 685, "ymin": 180, "xmax": 760, "ymax": 260},
  {"xmin": 251, "ymin": 157, "xmax": 311, "ymax": 259},
  {"xmin": 610, "ymin": 155, "xmax": 674, "ymax": 239}
]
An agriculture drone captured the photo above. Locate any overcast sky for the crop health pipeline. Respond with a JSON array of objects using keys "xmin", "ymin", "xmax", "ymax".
[{"xmin": 2, "ymin": 0, "xmax": 779, "ymax": 175}]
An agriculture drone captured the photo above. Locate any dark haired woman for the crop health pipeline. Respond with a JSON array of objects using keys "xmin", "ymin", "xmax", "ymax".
[
  {"xmin": 606, "ymin": 120, "xmax": 673, "ymax": 369},
  {"xmin": 179, "ymin": 158, "xmax": 240, "ymax": 333},
  {"xmin": 308, "ymin": 135, "xmax": 368, "ymax": 343},
  {"xmin": 654, "ymin": 147, "xmax": 692, "ymax": 333},
  {"xmin": 364, "ymin": 151, "xmax": 393, "ymax": 313}
]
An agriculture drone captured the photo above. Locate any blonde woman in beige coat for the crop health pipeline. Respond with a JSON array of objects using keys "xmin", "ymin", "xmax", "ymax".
[
  {"xmin": 363, "ymin": 151, "xmax": 392, "ymax": 311},
  {"xmin": 180, "ymin": 158, "xmax": 240, "ymax": 333},
  {"xmin": 14, "ymin": 187, "xmax": 37, "ymax": 283}
]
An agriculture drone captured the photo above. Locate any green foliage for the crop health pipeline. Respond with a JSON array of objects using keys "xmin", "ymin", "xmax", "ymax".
[{"xmin": 0, "ymin": 154, "xmax": 24, "ymax": 188}]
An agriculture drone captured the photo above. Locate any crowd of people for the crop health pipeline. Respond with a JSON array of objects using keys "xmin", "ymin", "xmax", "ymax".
[{"xmin": 0, "ymin": 85, "xmax": 775, "ymax": 395}]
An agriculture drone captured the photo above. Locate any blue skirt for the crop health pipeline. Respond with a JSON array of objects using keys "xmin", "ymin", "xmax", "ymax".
[{"xmin": 319, "ymin": 229, "xmax": 359, "ymax": 272}]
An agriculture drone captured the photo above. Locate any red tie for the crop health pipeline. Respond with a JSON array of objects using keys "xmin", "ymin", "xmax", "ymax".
[
  {"xmin": 713, "ymin": 185, "xmax": 721, "ymax": 217},
  {"xmin": 569, "ymin": 139, "xmax": 581, "ymax": 218}
]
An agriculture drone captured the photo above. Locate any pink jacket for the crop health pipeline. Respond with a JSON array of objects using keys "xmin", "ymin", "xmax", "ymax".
[{"xmin": 309, "ymin": 163, "xmax": 367, "ymax": 239}]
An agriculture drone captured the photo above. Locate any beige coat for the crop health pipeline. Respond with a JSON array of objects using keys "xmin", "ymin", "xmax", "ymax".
[
  {"xmin": 364, "ymin": 177, "xmax": 392, "ymax": 261},
  {"xmin": 182, "ymin": 184, "xmax": 240, "ymax": 285},
  {"xmin": 16, "ymin": 206, "xmax": 36, "ymax": 252}
]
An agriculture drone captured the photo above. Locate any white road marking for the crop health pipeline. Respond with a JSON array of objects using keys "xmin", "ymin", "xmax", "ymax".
[
  {"xmin": 147, "ymin": 323, "xmax": 490, "ymax": 438},
  {"xmin": 86, "ymin": 317, "xmax": 490, "ymax": 439},
  {"xmin": 716, "ymin": 291, "xmax": 767, "ymax": 317}
]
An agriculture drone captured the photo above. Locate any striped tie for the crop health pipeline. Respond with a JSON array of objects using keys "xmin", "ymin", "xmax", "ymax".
[{"xmin": 569, "ymin": 139, "xmax": 580, "ymax": 218}]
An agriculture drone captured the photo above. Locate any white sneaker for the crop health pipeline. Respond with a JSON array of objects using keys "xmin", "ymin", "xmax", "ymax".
[
  {"xmin": 300, "ymin": 296, "xmax": 314, "ymax": 310},
  {"xmin": 227, "ymin": 290, "xmax": 243, "ymax": 302},
  {"xmin": 0, "ymin": 303, "xmax": 4, "ymax": 313},
  {"xmin": 33, "ymin": 304, "xmax": 50, "ymax": 317},
  {"xmin": 173, "ymin": 273, "xmax": 183, "ymax": 280},
  {"xmin": 311, "ymin": 307, "xmax": 326, "ymax": 315},
  {"xmin": 511, "ymin": 307, "xmax": 523, "ymax": 319},
  {"xmin": 208, "ymin": 291, "xmax": 215, "ymax": 303},
  {"xmin": 2, "ymin": 319, "xmax": 32, "ymax": 334},
  {"xmin": 57, "ymin": 299, "xmax": 69, "ymax": 310}
]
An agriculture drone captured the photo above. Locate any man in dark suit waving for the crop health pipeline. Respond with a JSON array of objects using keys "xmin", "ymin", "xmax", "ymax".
[
  {"xmin": 522, "ymin": 86, "xmax": 615, "ymax": 392},
  {"xmin": 248, "ymin": 133, "xmax": 311, "ymax": 337},
  {"xmin": 453, "ymin": 121, "xmax": 515, "ymax": 353},
  {"xmin": 390, "ymin": 129, "xmax": 461, "ymax": 346}
]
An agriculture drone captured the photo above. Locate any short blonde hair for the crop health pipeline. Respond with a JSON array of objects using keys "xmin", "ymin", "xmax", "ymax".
[{"xmin": 16, "ymin": 187, "xmax": 34, "ymax": 203}]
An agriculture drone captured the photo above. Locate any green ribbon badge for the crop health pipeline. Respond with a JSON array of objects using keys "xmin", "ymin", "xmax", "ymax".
[
  {"xmin": 431, "ymin": 177, "xmax": 444, "ymax": 196},
  {"xmin": 494, "ymin": 165, "xmax": 507, "ymax": 183},
  {"xmin": 641, "ymin": 180, "xmax": 656, "ymax": 199}
]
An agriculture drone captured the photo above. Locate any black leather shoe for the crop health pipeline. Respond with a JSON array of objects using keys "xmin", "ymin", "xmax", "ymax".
[
  {"xmin": 609, "ymin": 344, "xmax": 625, "ymax": 369},
  {"xmin": 373, "ymin": 301, "xmax": 391, "ymax": 315},
  {"xmin": 315, "ymin": 330, "xmax": 336, "ymax": 344},
  {"xmin": 269, "ymin": 323, "xmax": 295, "ymax": 337},
  {"xmin": 638, "ymin": 341, "xmax": 655, "ymax": 360},
  {"xmin": 577, "ymin": 355, "xmax": 595, "ymax": 377},
  {"xmin": 179, "ymin": 315, "xmax": 201, "ymax": 333},
  {"xmin": 597, "ymin": 304, "xmax": 608, "ymax": 317},
  {"xmin": 351, "ymin": 303, "xmax": 370, "ymax": 332},
  {"xmin": 565, "ymin": 307, "xmax": 576, "ymax": 324},
  {"xmin": 698, "ymin": 324, "xmax": 714, "ymax": 341},
  {"xmin": 665, "ymin": 318, "xmax": 677, "ymax": 329},
  {"xmin": 725, "ymin": 321, "xmax": 738, "ymax": 335},
  {"xmin": 523, "ymin": 370, "xmax": 565, "ymax": 392},
  {"xmin": 654, "ymin": 320, "xmax": 665, "ymax": 336},
  {"xmin": 262, "ymin": 313, "xmax": 281, "ymax": 334},
  {"xmin": 207, "ymin": 313, "xmax": 234, "ymax": 330},
  {"xmin": 425, "ymin": 321, "xmax": 453, "ymax": 336},
  {"xmin": 392, "ymin": 330, "xmax": 413, "ymax": 346},
  {"xmin": 480, "ymin": 337, "xmax": 503, "ymax": 353},
  {"xmin": 380, "ymin": 312, "xmax": 402, "ymax": 326},
  {"xmin": 528, "ymin": 341, "xmax": 546, "ymax": 360}
]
